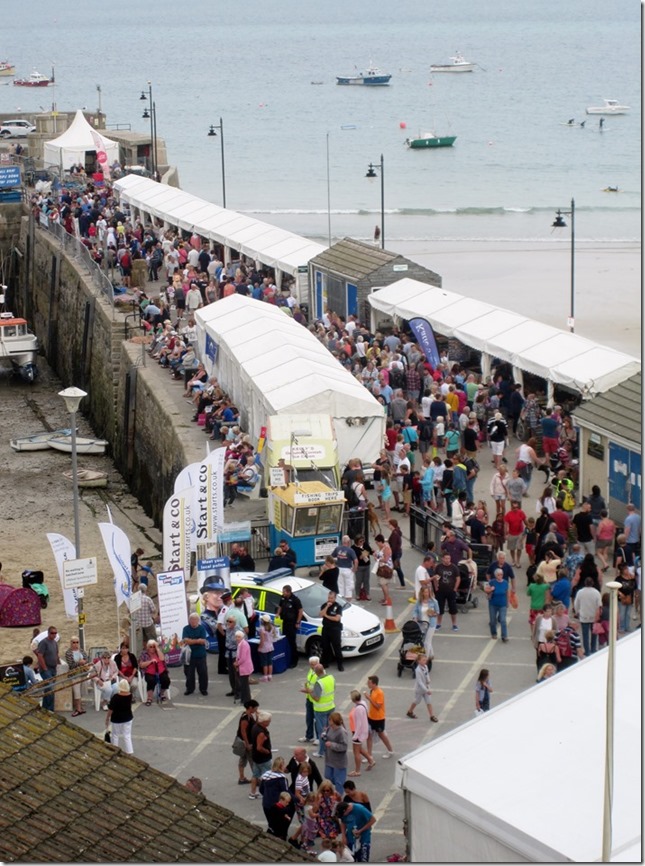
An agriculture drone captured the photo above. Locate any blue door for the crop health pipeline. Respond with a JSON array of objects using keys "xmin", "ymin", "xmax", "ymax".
[
  {"xmin": 609, "ymin": 444, "xmax": 630, "ymax": 504},
  {"xmin": 347, "ymin": 283, "xmax": 358, "ymax": 317}
]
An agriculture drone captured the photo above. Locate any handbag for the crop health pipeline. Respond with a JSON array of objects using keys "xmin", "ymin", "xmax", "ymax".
[
  {"xmin": 592, "ymin": 622, "xmax": 604, "ymax": 635},
  {"xmin": 377, "ymin": 564, "xmax": 393, "ymax": 579},
  {"xmin": 509, "ymin": 590, "xmax": 519, "ymax": 610},
  {"xmin": 104, "ymin": 729, "xmax": 111, "ymax": 743},
  {"xmin": 231, "ymin": 735, "xmax": 247, "ymax": 757},
  {"xmin": 179, "ymin": 644, "xmax": 192, "ymax": 666}
]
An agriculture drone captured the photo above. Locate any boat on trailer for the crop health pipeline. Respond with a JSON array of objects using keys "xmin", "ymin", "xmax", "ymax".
[{"xmin": 0, "ymin": 313, "xmax": 39, "ymax": 381}]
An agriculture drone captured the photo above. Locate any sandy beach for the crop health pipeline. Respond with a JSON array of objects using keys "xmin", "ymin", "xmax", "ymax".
[{"xmin": 389, "ymin": 240, "xmax": 642, "ymax": 358}]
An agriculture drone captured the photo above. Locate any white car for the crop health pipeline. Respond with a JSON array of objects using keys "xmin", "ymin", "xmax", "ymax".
[
  {"xmin": 0, "ymin": 119, "xmax": 36, "ymax": 138},
  {"xmin": 231, "ymin": 569, "xmax": 385, "ymax": 660}
]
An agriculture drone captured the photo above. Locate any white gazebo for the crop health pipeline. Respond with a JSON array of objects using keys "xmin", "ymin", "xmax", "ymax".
[{"xmin": 43, "ymin": 110, "xmax": 119, "ymax": 172}]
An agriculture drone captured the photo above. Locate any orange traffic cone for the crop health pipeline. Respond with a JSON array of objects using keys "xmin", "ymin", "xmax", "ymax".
[{"xmin": 383, "ymin": 597, "xmax": 398, "ymax": 633}]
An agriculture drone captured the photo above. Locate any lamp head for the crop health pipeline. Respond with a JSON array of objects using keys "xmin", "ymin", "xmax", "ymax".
[
  {"xmin": 207, "ymin": 125, "xmax": 217, "ymax": 137},
  {"xmin": 552, "ymin": 210, "xmax": 567, "ymax": 228},
  {"xmin": 139, "ymin": 91, "xmax": 147, "ymax": 101},
  {"xmin": 58, "ymin": 386, "xmax": 87, "ymax": 414},
  {"xmin": 365, "ymin": 163, "xmax": 377, "ymax": 179},
  {"xmin": 142, "ymin": 107, "xmax": 150, "ymax": 119}
]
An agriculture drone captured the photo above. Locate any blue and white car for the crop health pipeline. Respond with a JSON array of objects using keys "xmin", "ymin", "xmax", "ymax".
[{"xmin": 231, "ymin": 569, "xmax": 385, "ymax": 660}]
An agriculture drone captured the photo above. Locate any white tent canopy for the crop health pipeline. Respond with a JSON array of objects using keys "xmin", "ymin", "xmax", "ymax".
[
  {"xmin": 43, "ymin": 110, "xmax": 119, "ymax": 170},
  {"xmin": 369, "ymin": 278, "xmax": 640, "ymax": 396},
  {"xmin": 195, "ymin": 295, "xmax": 385, "ymax": 466},
  {"xmin": 396, "ymin": 632, "xmax": 642, "ymax": 862},
  {"xmin": 112, "ymin": 174, "xmax": 326, "ymax": 280}
]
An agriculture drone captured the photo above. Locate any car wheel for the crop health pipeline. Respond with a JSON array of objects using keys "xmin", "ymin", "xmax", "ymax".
[
  {"xmin": 0, "ymin": 131, "xmax": 11, "ymax": 139},
  {"xmin": 306, "ymin": 635, "xmax": 324, "ymax": 659}
]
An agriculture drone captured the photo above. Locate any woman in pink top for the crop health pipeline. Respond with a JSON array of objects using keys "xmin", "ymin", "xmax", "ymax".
[
  {"xmin": 348, "ymin": 690, "xmax": 373, "ymax": 774},
  {"xmin": 234, "ymin": 631, "xmax": 254, "ymax": 705},
  {"xmin": 595, "ymin": 509, "xmax": 616, "ymax": 572}
]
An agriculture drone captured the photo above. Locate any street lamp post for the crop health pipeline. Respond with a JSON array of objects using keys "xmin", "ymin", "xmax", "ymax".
[
  {"xmin": 140, "ymin": 82, "xmax": 157, "ymax": 179},
  {"xmin": 58, "ymin": 387, "xmax": 88, "ymax": 651},
  {"xmin": 602, "ymin": 580, "xmax": 621, "ymax": 862},
  {"xmin": 365, "ymin": 154, "xmax": 385, "ymax": 249},
  {"xmin": 207, "ymin": 118, "xmax": 227, "ymax": 209},
  {"xmin": 552, "ymin": 197, "xmax": 575, "ymax": 332}
]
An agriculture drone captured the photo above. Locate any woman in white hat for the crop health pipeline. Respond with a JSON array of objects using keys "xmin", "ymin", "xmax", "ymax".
[{"xmin": 105, "ymin": 678, "xmax": 134, "ymax": 754}]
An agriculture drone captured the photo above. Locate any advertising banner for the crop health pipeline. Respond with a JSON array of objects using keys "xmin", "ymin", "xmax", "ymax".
[
  {"xmin": 157, "ymin": 569, "xmax": 189, "ymax": 648},
  {"xmin": 408, "ymin": 316, "xmax": 441, "ymax": 369},
  {"xmin": 194, "ymin": 447, "xmax": 226, "ymax": 543},
  {"xmin": 162, "ymin": 486, "xmax": 193, "ymax": 577},
  {"xmin": 98, "ymin": 519, "xmax": 132, "ymax": 609},
  {"xmin": 46, "ymin": 532, "xmax": 79, "ymax": 619}
]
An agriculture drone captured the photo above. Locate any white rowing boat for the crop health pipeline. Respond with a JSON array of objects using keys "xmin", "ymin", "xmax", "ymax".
[
  {"xmin": 62, "ymin": 469, "xmax": 108, "ymax": 488},
  {"xmin": 10, "ymin": 428, "xmax": 73, "ymax": 452},
  {"xmin": 48, "ymin": 436, "xmax": 109, "ymax": 455}
]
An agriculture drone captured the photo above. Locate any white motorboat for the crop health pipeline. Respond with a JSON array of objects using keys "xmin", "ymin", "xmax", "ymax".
[
  {"xmin": 63, "ymin": 469, "xmax": 108, "ymax": 488},
  {"xmin": 10, "ymin": 429, "xmax": 73, "ymax": 452},
  {"xmin": 48, "ymin": 436, "xmax": 109, "ymax": 455},
  {"xmin": 0, "ymin": 313, "xmax": 39, "ymax": 381},
  {"xmin": 585, "ymin": 98, "xmax": 630, "ymax": 115},
  {"xmin": 430, "ymin": 53, "xmax": 475, "ymax": 73}
]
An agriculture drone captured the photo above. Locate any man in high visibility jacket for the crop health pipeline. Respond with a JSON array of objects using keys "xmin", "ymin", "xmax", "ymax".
[
  {"xmin": 298, "ymin": 656, "xmax": 320, "ymax": 745},
  {"xmin": 305, "ymin": 663, "xmax": 335, "ymax": 758}
]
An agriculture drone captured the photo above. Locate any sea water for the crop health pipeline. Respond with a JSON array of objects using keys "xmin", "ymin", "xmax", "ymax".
[{"xmin": 5, "ymin": 0, "xmax": 640, "ymax": 244}]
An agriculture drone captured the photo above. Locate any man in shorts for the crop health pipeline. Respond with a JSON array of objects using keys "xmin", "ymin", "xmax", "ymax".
[
  {"xmin": 487, "ymin": 412, "xmax": 508, "ymax": 469},
  {"xmin": 432, "ymin": 552, "xmax": 461, "ymax": 631},
  {"xmin": 363, "ymin": 675, "xmax": 394, "ymax": 760},
  {"xmin": 504, "ymin": 500, "xmax": 528, "ymax": 568},
  {"xmin": 540, "ymin": 408, "xmax": 560, "ymax": 457}
]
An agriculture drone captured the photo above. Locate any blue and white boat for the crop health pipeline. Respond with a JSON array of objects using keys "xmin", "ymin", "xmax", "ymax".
[{"xmin": 336, "ymin": 63, "xmax": 391, "ymax": 86}]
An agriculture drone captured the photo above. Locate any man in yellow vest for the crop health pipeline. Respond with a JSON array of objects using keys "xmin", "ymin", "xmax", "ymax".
[
  {"xmin": 304, "ymin": 663, "xmax": 335, "ymax": 758},
  {"xmin": 298, "ymin": 655, "xmax": 320, "ymax": 745}
]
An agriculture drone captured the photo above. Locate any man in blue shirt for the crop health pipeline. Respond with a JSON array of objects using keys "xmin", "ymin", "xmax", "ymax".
[
  {"xmin": 484, "ymin": 568, "xmax": 510, "ymax": 641},
  {"xmin": 181, "ymin": 613, "xmax": 209, "ymax": 696},
  {"xmin": 332, "ymin": 536, "xmax": 358, "ymax": 601},
  {"xmin": 624, "ymin": 504, "xmax": 641, "ymax": 560},
  {"xmin": 335, "ymin": 801, "xmax": 376, "ymax": 862},
  {"xmin": 550, "ymin": 570, "xmax": 572, "ymax": 610},
  {"xmin": 485, "ymin": 550, "xmax": 516, "ymax": 593},
  {"xmin": 540, "ymin": 408, "xmax": 560, "ymax": 457}
]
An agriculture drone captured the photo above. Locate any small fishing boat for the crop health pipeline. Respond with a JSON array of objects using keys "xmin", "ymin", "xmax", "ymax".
[
  {"xmin": 0, "ymin": 61, "xmax": 15, "ymax": 76},
  {"xmin": 405, "ymin": 133, "xmax": 456, "ymax": 149},
  {"xmin": 13, "ymin": 68, "xmax": 54, "ymax": 87},
  {"xmin": 585, "ymin": 98, "xmax": 630, "ymax": 115},
  {"xmin": 336, "ymin": 64, "xmax": 391, "ymax": 86},
  {"xmin": 48, "ymin": 436, "xmax": 109, "ymax": 455},
  {"xmin": 10, "ymin": 429, "xmax": 73, "ymax": 452},
  {"xmin": 63, "ymin": 469, "xmax": 108, "ymax": 488},
  {"xmin": 430, "ymin": 53, "xmax": 475, "ymax": 73},
  {"xmin": 0, "ymin": 313, "xmax": 39, "ymax": 381}
]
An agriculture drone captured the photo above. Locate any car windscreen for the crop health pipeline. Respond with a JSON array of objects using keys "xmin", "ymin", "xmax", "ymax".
[{"xmin": 295, "ymin": 584, "xmax": 350, "ymax": 618}]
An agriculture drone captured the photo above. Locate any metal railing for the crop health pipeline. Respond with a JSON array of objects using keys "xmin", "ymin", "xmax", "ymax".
[
  {"xmin": 408, "ymin": 504, "xmax": 493, "ymax": 579},
  {"xmin": 38, "ymin": 216, "xmax": 115, "ymax": 314}
]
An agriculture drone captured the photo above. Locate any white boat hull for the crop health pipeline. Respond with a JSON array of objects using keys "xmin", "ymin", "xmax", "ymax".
[
  {"xmin": 586, "ymin": 106, "xmax": 628, "ymax": 115},
  {"xmin": 430, "ymin": 64, "xmax": 474, "ymax": 73},
  {"xmin": 10, "ymin": 428, "xmax": 73, "ymax": 451},
  {"xmin": 48, "ymin": 436, "xmax": 109, "ymax": 455},
  {"xmin": 63, "ymin": 469, "xmax": 108, "ymax": 488}
]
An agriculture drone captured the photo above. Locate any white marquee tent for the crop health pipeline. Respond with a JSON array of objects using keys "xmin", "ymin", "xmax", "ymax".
[
  {"xmin": 396, "ymin": 632, "xmax": 642, "ymax": 862},
  {"xmin": 43, "ymin": 110, "xmax": 119, "ymax": 171},
  {"xmin": 369, "ymin": 278, "xmax": 640, "ymax": 397},
  {"xmin": 112, "ymin": 174, "xmax": 325, "ymax": 299},
  {"xmin": 195, "ymin": 295, "xmax": 385, "ymax": 466}
]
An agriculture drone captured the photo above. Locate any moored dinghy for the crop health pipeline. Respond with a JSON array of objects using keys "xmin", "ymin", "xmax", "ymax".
[
  {"xmin": 48, "ymin": 436, "xmax": 109, "ymax": 455},
  {"xmin": 10, "ymin": 428, "xmax": 73, "ymax": 452},
  {"xmin": 62, "ymin": 469, "xmax": 108, "ymax": 488}
]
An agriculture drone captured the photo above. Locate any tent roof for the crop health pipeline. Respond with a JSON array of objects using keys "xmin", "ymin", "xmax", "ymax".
[
  {"xmin": 195, "ymin": 295, "xmax": 384, "ymax": 420},
  {"xmin": 397, "ymin": 632, "xmax": 642, "ymax": 862},
  {"xmin": 44, "ymin": 109, "xmax": 118, "ymax": 151},
  {"xmin": 369, "ymin": 278, "xmax": 640, "ymax": 396},
  {"xmin": 112, "ymin": 175, "xmax": 326, "ymax": 278}
]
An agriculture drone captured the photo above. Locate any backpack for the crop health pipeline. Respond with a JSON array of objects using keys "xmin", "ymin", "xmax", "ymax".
[
  {"xmin": 389, "ymin": 365, "xmax": 406, "ymax": 390},
  {"xmin": 343, "ymin": 480, "xmax": 360, "ymax": 509},
  {"xmin": 555, "ymin": 629, "xmax": 573, "ymax": 659},
  {"xmin": 561, "ymin": 489, "xmax": 576, "ymax": 512}
]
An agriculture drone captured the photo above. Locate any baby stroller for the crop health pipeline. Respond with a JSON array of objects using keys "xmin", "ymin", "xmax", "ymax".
[
  {"xmin": 455, "ymin": 563, "xmax": 479, "ymax": 613},
  {"xmin": 397, "ymin": 620, "xmax": 430, "ymax": 678},
  {"xmin": 22, "ymin": 570, "xmax": 49, "ymax": 608}
]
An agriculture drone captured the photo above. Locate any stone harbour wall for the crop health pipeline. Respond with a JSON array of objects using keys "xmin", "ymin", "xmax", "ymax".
[{"xmin": 13, "ymin": 215, "xmax": 201, "ymax": 525}]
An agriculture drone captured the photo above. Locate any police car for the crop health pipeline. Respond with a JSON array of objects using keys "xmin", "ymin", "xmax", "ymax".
[{"xmin": 231, "ymin": 569, "xmax": 385, "ymax": 660}]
